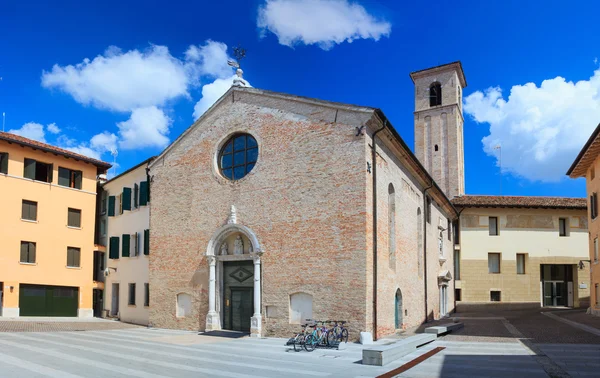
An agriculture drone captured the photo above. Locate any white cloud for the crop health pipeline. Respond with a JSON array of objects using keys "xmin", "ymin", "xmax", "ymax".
[
  {"xmin": 41, "ymin": 45, "xmax": 190, "ymax": 112},
  {"xmin": 257, "ymin": 0, "xmax": 391, "ymax": 50},
  {"xmin": 193, "ymin": 75, "xmax": 252, "ymax": 120},
  {"xmin": 64, "ymin": 145, "xmax": 102, "ymax": 160},
  {"xmin": 185, "ymin": 40, "xmax": 232, "ymax": 81},
  {"xmin": 91, "ymin": 131, "xmax": 118, "ymax": 153},
  {"xmin": 464, "ymin": 69, "xmax": 600, "ymax": 182},
  {"xmin": 117, "ymin": 106, "xmax": 171, "ymax": 150},
  {"xmin": 47, "ymin": 122, "xmax": 60, "ymax": 134},
  {"xmin": 8, "ymin": 122, "xmax": 47, "ymax": 142}
]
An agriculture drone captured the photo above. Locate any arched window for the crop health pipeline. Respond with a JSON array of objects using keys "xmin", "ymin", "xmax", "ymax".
[
  {"xmin": 289, "ymin": 292, "xmax": 313, "ymax": 324},
  {"xmin": 388, "ymin": 184, "xmax": 396, "ymax": 262},
  {"xmin": 429, "ymin": 82, "xmax": 442, "ymax": 107},
  {"xmin": 417, "ymin": 208, "xmax": 423, "ymax": 277},
  {"xmin": 434, "ymin": 144, "xmax": 439, "ymax": 152},
  {"xmin": 176, "ymin": 293, "xmax": 192, "ymax": 318},
  {"xmin": 218, "ymin": 133, "xmax": 258, "ymax": 180}
]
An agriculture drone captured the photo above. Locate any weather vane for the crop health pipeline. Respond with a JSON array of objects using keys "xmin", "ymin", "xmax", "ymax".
[{"xmin": 228, "ymin": 44, "xmax": 249, "ymax": 87}]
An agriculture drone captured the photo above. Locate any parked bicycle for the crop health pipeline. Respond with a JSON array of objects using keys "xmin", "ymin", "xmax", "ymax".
[
  {"xmin": 286, "ymin": 322, "xmax": 313, "ymax": 352},
  {"xmin": 304, "ymin": 320, "xmax": 330, "ymax": 352},
  {"xmin": 326, "ymin": 320, "xmax": 349, "ymax": 345}
]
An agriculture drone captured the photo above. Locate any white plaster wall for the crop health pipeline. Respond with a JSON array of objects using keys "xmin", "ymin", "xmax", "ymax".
[{"xmin": 104, "ymin": 164, "xmax": 150, "ymax": 326}]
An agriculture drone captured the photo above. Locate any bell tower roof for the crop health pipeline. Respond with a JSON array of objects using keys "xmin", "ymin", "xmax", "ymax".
[{"xmin": 410, "ymin": 61, "xmax": 467, "ymax": 88}]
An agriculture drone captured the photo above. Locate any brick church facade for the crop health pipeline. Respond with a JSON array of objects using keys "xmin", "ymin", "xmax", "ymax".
[{"xmin": 148, "ymin": 64, "xmax": 462, "ymax": 339}]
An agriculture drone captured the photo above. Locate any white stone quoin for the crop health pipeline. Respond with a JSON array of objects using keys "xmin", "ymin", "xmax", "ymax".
[
  {"xmin": 205, "ymin": 255, "xmax": 221, "ymax": 331},
  {"xmin": 251, "ymin": 252, "xmax": 262, "ymax": 337}
]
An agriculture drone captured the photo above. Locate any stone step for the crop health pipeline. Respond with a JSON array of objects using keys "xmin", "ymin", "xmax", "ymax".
[
  {"xmin": 362, "ymin": 333, "xmax": 436, "ymax": 366},
  {"xmin": 424, "ymin": 322, "xmax": 464, "ymax": 335}
]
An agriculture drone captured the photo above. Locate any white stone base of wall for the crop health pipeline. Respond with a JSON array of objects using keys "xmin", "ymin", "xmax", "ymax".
[
  {"xmin": 78, "ymin": 308, "xmax": 94, "ymax": 318},
  {"xmin": 456, "ymin": 302, "xmax": 540, "ymax": 312},
  {"xmin": 1, "ymin": 307, "xmax": 19, "ymax": 317}
]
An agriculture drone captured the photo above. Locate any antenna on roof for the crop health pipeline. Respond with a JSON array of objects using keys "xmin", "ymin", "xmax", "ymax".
[{"xmin": 110, "ymin": 148, "xmax": 118, "ymax": 177}]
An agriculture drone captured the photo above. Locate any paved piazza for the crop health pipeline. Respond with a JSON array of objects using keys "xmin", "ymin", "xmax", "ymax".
[{"xmin": 0, "ymin": 309, "xmax": 598, "ymax": 378}]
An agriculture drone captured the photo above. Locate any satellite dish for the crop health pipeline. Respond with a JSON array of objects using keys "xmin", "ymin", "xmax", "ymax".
[{"xmin": 103, "ymin": 268, "xmax": 110, "ymax": 277}]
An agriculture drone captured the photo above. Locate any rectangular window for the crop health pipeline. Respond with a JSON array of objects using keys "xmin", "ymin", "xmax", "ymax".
[
  {"xmin": 24, "ymin": 158, "xmax": 53, "ymax": 183},
  {"xmin": 454, "ymin": 250, "xmax": 461, "ymax": 280},
  {"xmin": 426, "ymin": 197, "xmax": 432, "ymax": 224},
  {"xmin": 144, "ymin": 283, "xmax": 149, "ymax": 307},
  {"xmin": 592, "ymin": 193, "xmax": 598, "ymax": 220},
  {"xmin": 128, "ymin": 283, "xmax": 136, "ymax": 306},
  {"xmin": 139, "ymin": 181, "xmax": 149, "ymax": 206},
  {"xmin": 490, "ymin": 291, "xmax": 501, "ymax": 302},
  {"xmin": 144, "ymin": 229, "xmax": 150, "ymax": 255},
  {"xmin": 488, "ymin": 253, "xmax": 501, "ymax": 274},
  {"xmin": 455, "ymin": 288, "xmax": 462, "ymax": 301},
  {"xmin": 0, "ymin": 152, "xmax": 8, "ymax": 174},
  {"xmin": 67, "ymin": 247, "xmax": 81, "ymax": 268},
  {"xmin": 489, "ymin": 217, "xmax": 498, "ymax": 236},
  {"xmin": 122, "ymin": 187, "xmax": 132, "ymax": 211},
  {"xmin": 58, "ymin": 167, "xmax": 82, "ymax": 189},
  {"xmin": 109, "ymin": 236, "xmax": 119, "ymax": 259},
  {"xmin": 20, "ymin": 241, "xmax": 36, "ymax": 263},
  {"xmin": 108, "ymin": 195, "xmax": 116, "ymax": 217},
  {"xmin": 595, "ymin": 238, "xmax": 598, "ymax": 262},
  {"xmin": 21, "ymin": 200, "xmax": 37, "ymax": 221},
  {"xmin": 559, "ymin": 218, "xmax": 568, "ymax": 237},
  {"xmin": 100, "ymin": 192, "xmax": 107, "ymax": 215},
  {"xmin": 516, "ymin": 253, "xmax": 526, "ymax": 274},
  {"xmin": 68, "ymin": 208, "xmax": 81, "ymax": 228},
  {"xmin": 122, "ymin": 234, "xmax": 130, "ymax": 258}
]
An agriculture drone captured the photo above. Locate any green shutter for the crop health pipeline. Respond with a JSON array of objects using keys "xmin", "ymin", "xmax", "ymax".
[
  {"xmin": 108, "ymin": 196, "xmax": 115, "ymax": 216},
  {"xmin": 122, "ymin": 187, "xmax": 132, "ymax": 211},
  {"xmin": 0, "ymin": 153, "xmax": 8, "ymax": 174},
  {"xmin": 122, "ymin": 234, "xmax": 130, "ymax": 257},
  {"xmin": 48, "ymin": 164, "xmax": 54, "ymax": 183},
  {"xmin": 144, "ymin": 229, "xmax": 150, "ymax": 255},
  {"xmin": 74, "ymin": 171, "xmax": 82, "ymax": 189},
  {"xmin": 24, "ymin": 158, "xmax": 36, "ymax": 179},
  {"xmin": 58, "ymin": 167, "xmax": 70, "ymax": 187},
  {"xmin": 139, "ymin": 181, "xmax": 148, "ymax": 206},
  {"xmin": 134, "ymin": 183, "xmax": 139, "ymax": 208},
  {"xmin": 109, "ymin": 236, "xmax": 119, "ymax": 259}
]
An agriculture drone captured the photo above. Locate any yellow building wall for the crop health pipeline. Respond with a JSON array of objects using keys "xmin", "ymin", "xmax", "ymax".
[{"xmin": 0, "ymin": 140, "xmax": 100, "ymax": 317}]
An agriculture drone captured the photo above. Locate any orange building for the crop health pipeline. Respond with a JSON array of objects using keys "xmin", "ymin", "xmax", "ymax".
[
  {"xmin": 0, "ymin": 132, "xmax": 110, "ymax": 317},
  {"xmin": 568, "ymin": 123, "xmax": 600, "ymax": 316}
]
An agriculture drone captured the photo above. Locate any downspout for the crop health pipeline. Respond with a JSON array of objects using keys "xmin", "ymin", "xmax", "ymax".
[
  {"xmin": 453, "ymin": 207, "xmax": 465, "ymax": 313},
  {"xmin": 422, "ymin": 183, "xmax": 433, "ymax": 322},
  {"xmin": 371, "ymin": 122, "xmax": 386, "ymax": 341}
]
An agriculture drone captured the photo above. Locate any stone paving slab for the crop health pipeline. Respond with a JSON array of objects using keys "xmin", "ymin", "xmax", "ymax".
[{"xmin": 0, "ymin": 319, "xmax": 141, "ymax": 332}]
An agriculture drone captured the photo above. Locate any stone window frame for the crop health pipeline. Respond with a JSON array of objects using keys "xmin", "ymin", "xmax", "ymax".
[{"xmin": 217, "ymin": 133, "xmax": 259, "ymax": 181}]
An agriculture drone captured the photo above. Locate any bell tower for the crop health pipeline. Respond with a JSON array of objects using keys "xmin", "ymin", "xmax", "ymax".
[{"xmin": 410, "ymin": 62, "xmax": 467, "ymax": 199}]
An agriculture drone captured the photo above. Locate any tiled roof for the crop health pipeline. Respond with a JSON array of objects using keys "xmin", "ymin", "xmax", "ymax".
[
  {"xmin": 0, "ymin": 131, "xmax": 111, "ymax": 169},
  {"xmin": 452, "ymin": 195, "xmax": 586, "ymax": 210}
]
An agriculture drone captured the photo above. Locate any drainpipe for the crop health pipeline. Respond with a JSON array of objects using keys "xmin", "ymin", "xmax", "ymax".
[
  {"xmin": 423, "ymin": 183, "xmax": 433, "ymax": 323},
  {"xmin": 453, "ymin": 207, "xmax": 465, "ymax": 313},
  {"xmin": 371, "ymin": 122, "xmax": 386, "ymax": 341}
]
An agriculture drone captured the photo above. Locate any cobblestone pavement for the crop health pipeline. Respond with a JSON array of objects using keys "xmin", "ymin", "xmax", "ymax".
[
  {"xmin": 553, "ymin": 309, "xmax": 600, "ymax": 331},
  {"xmin": 0, "ymin": 318, "xmax": 141, "ymax": 332}
]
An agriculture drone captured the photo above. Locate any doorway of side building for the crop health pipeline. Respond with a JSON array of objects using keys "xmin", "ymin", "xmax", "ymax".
[
  {"xmin": 93, "ymin": 289, "xmax": 103, "ymax": 317},
  {"xmin": 19, "ymin": 284, "xmax": 78, "ymax": 317},
  {"xmin": 541, "ymin": 264, "xmax": 573, "ymax": 307},
  {"xmin": 222, "ymin": 261, "xmax": 254, "ymax": 332},
  {"xmin": 111, "ymin": 283, "xmax": 119, "ymax": 317},
  {"xmin": 395, "ymin": 289, "xmax": 403, "ymax": 329}
]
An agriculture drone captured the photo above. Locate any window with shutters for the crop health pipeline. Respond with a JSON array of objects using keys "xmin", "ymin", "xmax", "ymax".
[
  {"xmin": 122, "ymin": 234, "xmax": 130, "ymax": 257},
  {"xmin": 122, "ymin": 187, "xmax": 132, "ymax": 211},
  {"xmin": 67, "ymin": 208, "xmax": 81, "ymax": 228},
  {"xmin": 139, "ymin": 181, "xmax": 149, "ymax": 206},
  {"xmin": 21, "ymin": 200, "xmax": 37, "ymax": 221},
  {"xmin": 559, "ymin": 218, "xmax": 568, "ymax": 237},
  {"xmin": 20, "ymin": 241, "xmax": 36, "ymax": 264},
  {"xmin": 489, "ymin": 217, "xmax": 499, "ymax": 236},
  {"xmin": 108, "ymin": 196, "xmax": 116, "ymax": 217},
  {"xmin": 429, "ymin": 82, "xmax": 442, "ymax": 106},
  {"xmin": 58, "ymin": 167, "xmax": 82, "ymax": 189},
  {"xmin": 24, "ymin": 158, "xmax": 53, "ymax": 183},
  {"xmin": 144, "ymin": 229, "xmax": 150, "ymax": 255},
  {"xmin": 128, "ymin": 283, "xmax": 136, "ymax": 306},
  {"xmin": 109, "ymin": 236, "xmax": 119, "ymax": 259},
  {"xmin": 0, "ymin": 152, "xmax": 8, "ymax": 174},
  {"xmin": 144, "ymin": 283, "xmax": 149, "ymax": 307},
  {"xmin": 67, "ymin": 247, "xmax": 81, "ymax": 268},
  {"xmin": 488, "ymin": 253, "xmax": 501, "ymax": 273},
  {"xmin": 516, "ymin": 253, "xmax": 526, "ymax": 274}
]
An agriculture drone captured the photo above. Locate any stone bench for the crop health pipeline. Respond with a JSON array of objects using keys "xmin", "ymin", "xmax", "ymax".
[
  {"xmin": 424, "ymin": 322, "xmax": 464, "ymax": 335},
  {"xmin": 362, "ymin": 333, "xmax": 436, "ymax": 366}
]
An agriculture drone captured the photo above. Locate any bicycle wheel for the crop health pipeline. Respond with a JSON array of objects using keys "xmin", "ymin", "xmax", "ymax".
[
  {"xmin": 304, "ymin": 334, "xmax": 316, "ymax": 352},
  {"xmin": 341, "ymin": 329, "xmax": 349, "ymax": 343},
  {"xmin": 293, "ymin": 335, "xmax": 304, "ymax": 352},
  {"xmin": 326, "ymin": 329, "xmax": 337, "ymax": 346}
]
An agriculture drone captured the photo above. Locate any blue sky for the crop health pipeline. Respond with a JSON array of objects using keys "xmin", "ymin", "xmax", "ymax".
[{"xmin": 1, "ymin": 0, "xmax": 599, "ymax": 197}]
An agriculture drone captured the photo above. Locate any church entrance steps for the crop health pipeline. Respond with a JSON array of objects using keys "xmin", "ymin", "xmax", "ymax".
[{"xmin": 362, "ymin": 333, "xmax": 436, "ymax": 366}]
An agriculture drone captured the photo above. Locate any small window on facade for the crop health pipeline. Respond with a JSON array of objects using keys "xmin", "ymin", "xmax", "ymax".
[
  {"xmin": 455, "ymin": 288, "xmax": 462, "ymax": 301},
  {"xmin": 68, "ymin": 208, "xmax": 81, "ymax": 228},
  {"xmin": 592, "ymin": 193, "xmax": 598, "ymax": 220},
  {"xmin": 20, "ymin": 241, "xmax": 36, "ymax": 264},
  {"xmin": 218, "ymin": 133, "xmax": 258, "ymax": 181},
  {"xmin": 559, "ymin": 218, "xmax": 568, "ymax": 237},
  {"xmin": 516, "ymin": 253, "xmax": 526, "ymax": 274},
  {"xmin": 58, "ymin": 167, "xmax": 82, "ymax": 189},
  {"xmin": 289, "ymin": 292, "xmax": 313, "ymax": 324},
  {"xmin": 489, "ymin": 217, "xmax": 498, "ymax": 236},
  {"xmin": 429, "ymin": 82, "xmax": 442, "ymax": 106},
  {"xmin": 490, "ymin": 291, "xmax": 501, "ymax": 302},
  {"xmin": 595, "ymin": 238, "xmax": 599, "ymax": 262},
  {"xmin": 488, "ymin": 253, "xmax": 501, "ymax": 273},
  {"xmin": 0, "ymin": 152, "xmax": 8, "ymax": 174},
  {"xmin": 67, "ymin": 247, "xmax": 81, "ymax": 268},
  {"xmin": 24, "ymin": 158, "xmax": 53, "ymax": 183},
  {"xmin": 176, "ymin": 293, "xmax": 192, "ymax": 317},
  {"xmin": 128, "ymin": 283, "xmax": 136, "ymax": 306},
  {"xmin": 144, "ymin": 283, "xmax": 150, "ymax": 307},
  {"xmin": 22, "ymin": 200, "xmax": 37, "ymax": 221},
  {"xmin": 434, "ymin": 144, "xmax": 439, "ymax": 152}
]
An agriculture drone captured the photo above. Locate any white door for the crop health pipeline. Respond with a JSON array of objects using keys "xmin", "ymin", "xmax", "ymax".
[{"xmin": 111, "ymin": 283, "xmax": 119, "ymax": 316}]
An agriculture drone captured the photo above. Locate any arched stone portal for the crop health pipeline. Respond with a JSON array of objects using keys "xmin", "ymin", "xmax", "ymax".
[{"xmin": 205, "ymin": 211, "xmax": 263, "ymax": 337}]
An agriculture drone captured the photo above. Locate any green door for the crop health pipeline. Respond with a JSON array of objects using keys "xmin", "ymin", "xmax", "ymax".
[
  {"xmin": 20, "ymin": 285, "xmax": 78, "ymax": 317},
  {"xmin": 230, "ymin": 288, "xmax": 253, "ymax": 332}
]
